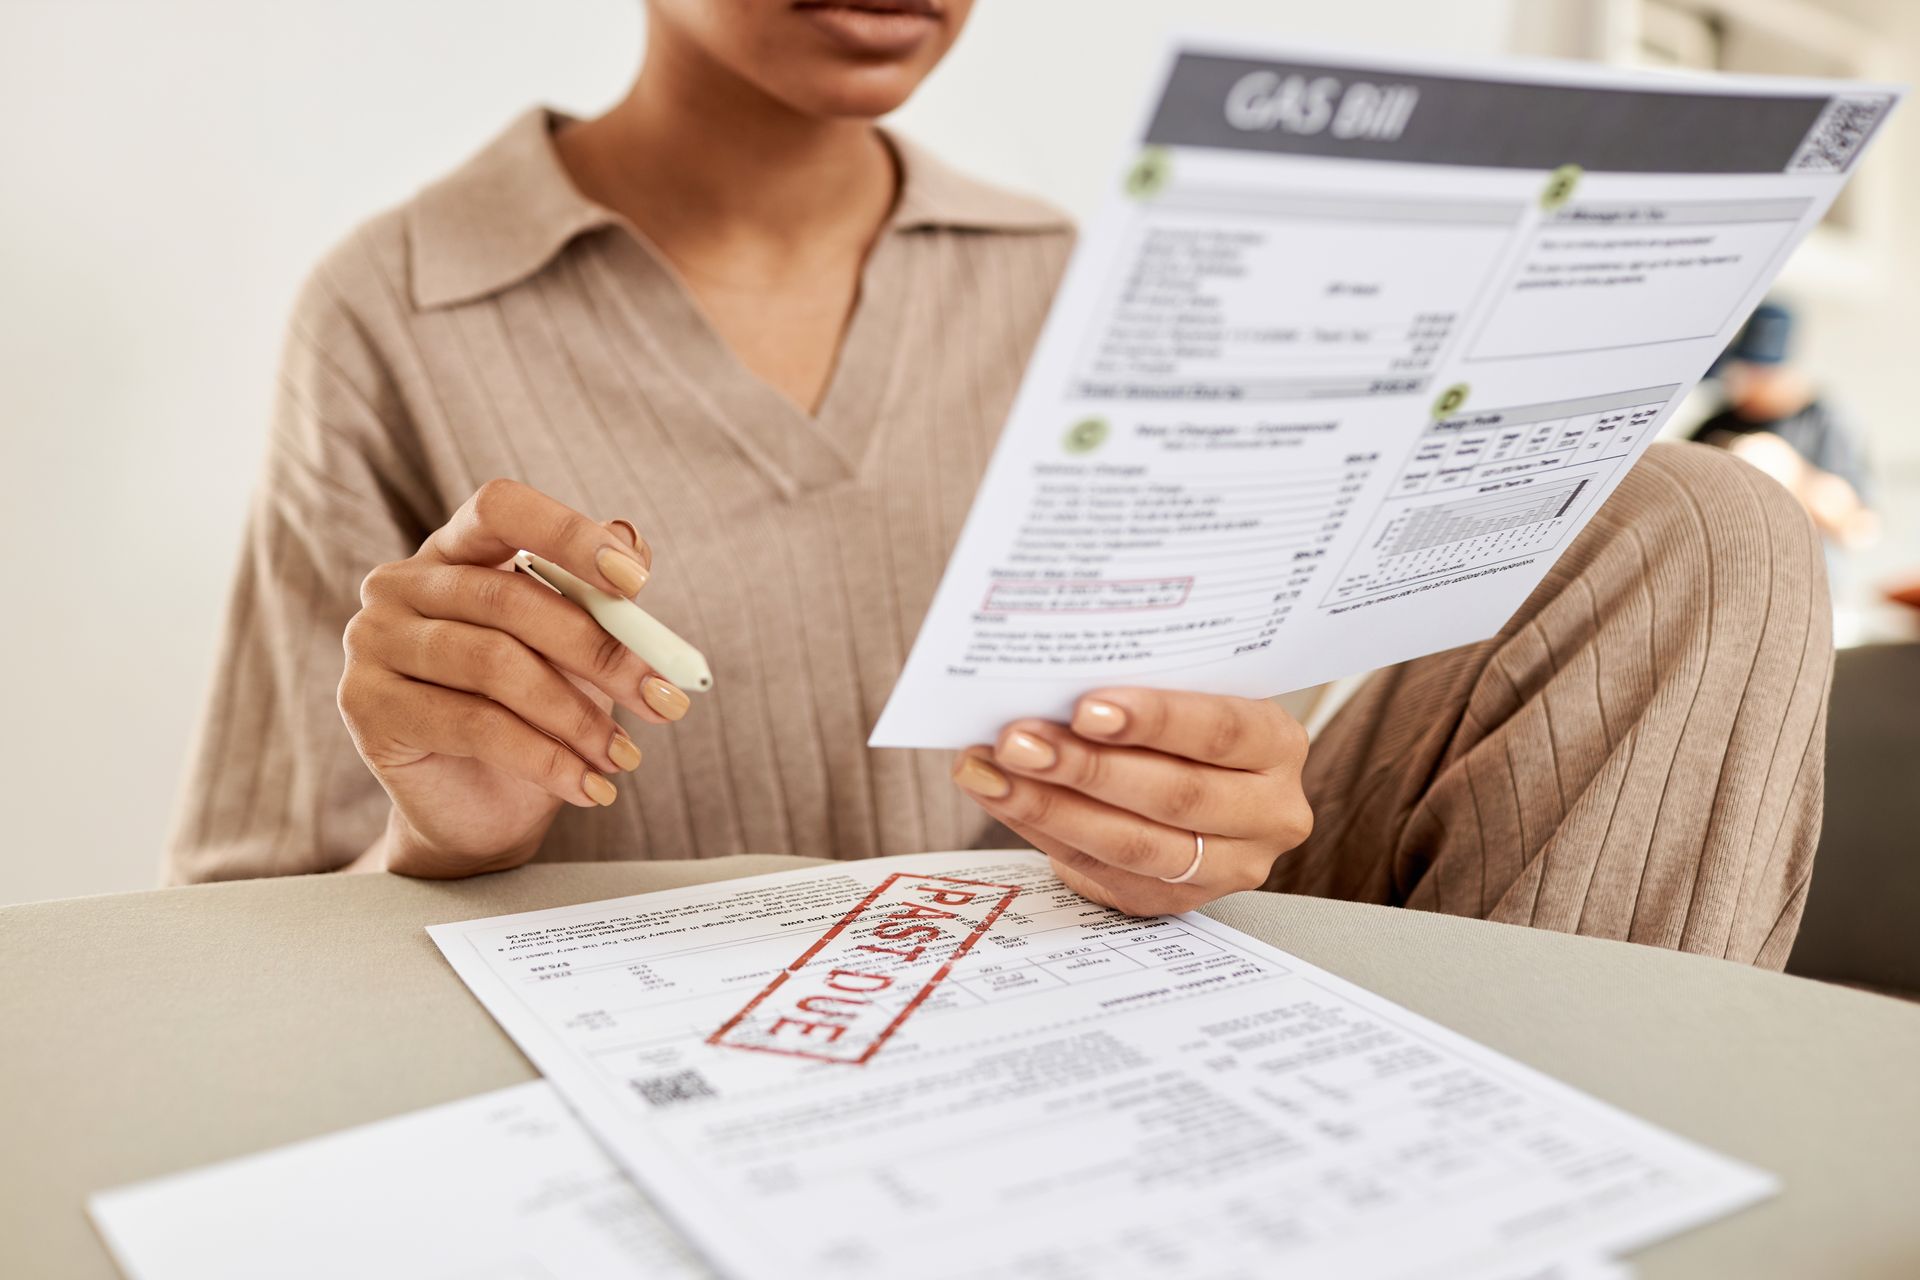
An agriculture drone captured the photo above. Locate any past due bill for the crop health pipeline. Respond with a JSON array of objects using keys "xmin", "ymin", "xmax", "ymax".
[
  {"xmin": 871, "ymin": 37, "xmax": 1900, "ymax": 747},
  {"xmin": 428, "ymin": 851, "xmax": 1773, "ymax": 1278}
]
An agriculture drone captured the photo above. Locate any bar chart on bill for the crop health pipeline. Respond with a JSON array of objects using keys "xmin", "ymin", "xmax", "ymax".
[
  {"xmin": 1385, "ymin": 477, "xmax": 1591, "ymax": 555},
  {"xmin": 1324, "ymin": 386, "xmax": 1676, "ymax": 604}
]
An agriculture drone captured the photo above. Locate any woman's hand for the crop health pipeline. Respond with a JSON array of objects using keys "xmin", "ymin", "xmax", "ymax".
[
  {"xmin": 337, "ymin": 479, "xmax": 690, "ymax": 878},
  {"xmin": 950, "ymin": 688, "xmax": 1312, "ymax": 915}
]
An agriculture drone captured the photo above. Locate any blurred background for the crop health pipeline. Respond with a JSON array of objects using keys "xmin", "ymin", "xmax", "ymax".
[{"xmin": 2, "ymin": 1, "xmax": 1915, "ymax": 972}]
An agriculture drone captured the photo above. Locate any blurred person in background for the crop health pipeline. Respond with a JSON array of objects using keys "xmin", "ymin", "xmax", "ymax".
[{"xmin": 1690, "ymin": 301, "xmax": 1879, "ymax": 552}]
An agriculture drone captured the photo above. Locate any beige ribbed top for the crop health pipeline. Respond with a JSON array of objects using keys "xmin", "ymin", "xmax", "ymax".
[{"xmin": 166, "ymin": 110, "xmax": 1073, "ymax": 883}]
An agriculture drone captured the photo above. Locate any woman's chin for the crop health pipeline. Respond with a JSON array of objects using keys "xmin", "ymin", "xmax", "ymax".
[{"xmin": 774, "ymin": 65, "xmax": 931, "ymax": 120}]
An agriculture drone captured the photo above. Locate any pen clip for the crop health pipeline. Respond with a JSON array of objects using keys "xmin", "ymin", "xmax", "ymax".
[{"xmin": 511, "ymin": 550, "xmax": 560, "ymax": 595}]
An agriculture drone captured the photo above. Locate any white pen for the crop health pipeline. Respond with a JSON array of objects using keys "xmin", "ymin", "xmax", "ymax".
[{"xmin": 511, "ymin": 549, "xmax": 714, "ymax": 693}]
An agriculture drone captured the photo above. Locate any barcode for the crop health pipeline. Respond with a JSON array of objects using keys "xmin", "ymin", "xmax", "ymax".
[
  {"xmin": 632, "ymin": 1068, "xmax": 717, "ymax": 1108},
  {"xmin": 1787, "ymin": 95, "xmax": 1894, "ymax": 174}
]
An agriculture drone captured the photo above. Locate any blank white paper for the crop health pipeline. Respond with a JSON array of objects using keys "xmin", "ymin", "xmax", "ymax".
[{"xmin": 88, "ymin": 1081, "xmax": 709, "ymax": 1280}]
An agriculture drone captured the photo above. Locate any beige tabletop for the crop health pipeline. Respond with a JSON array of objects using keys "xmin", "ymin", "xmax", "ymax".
[{"xmin": 4, "ymin": 856, "xmax": 1918, "ymax": 1279}]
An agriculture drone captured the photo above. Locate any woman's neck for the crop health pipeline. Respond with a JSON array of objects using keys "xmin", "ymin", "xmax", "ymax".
[{"xmin": 557, "ymin": 30, "xmax": 899, "ymax": 286}]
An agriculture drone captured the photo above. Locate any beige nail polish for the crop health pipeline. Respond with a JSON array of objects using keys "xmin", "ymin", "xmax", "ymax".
[
  {"xmin": 642, "ymin": 674, "xmax": 690, "ymax": 722},
  {"xmin": 953, "ymin": 755, "xmax": 1012, "ymax": 799},
  {"xmin": 608, "ymin": 732, "xmax": 642, "ymax": 772},
  {"xmin": 596, "ymin": 546, "xmax": 650, "ymax": 597},
  {"xmin": 582, "ymin": 772, "xmax": 618, "ymax": 806},
  {"xmin": 1073, "ymin": 699, "xmax": 1128, "ymax": 739},
  {"xmin": 998, "ymin": 731, "xmax": 1057, "ymax": 771}
]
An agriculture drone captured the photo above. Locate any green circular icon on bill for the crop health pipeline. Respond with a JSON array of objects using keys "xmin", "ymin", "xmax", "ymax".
[
  {"xmin": 1432, "ymin": 383, "xmax": 1470, "ymax": 419},
  {"xmin": 1540, "ymin": 163, "xmax": 1582, "ymax": 211},
  {"xmin": 1063, "ymin": 417, "xmax": 1110, "ymax": 454},
  {"xmin": 1124, "ymin": 147, "xmax": 1171, "ymax": 200}
]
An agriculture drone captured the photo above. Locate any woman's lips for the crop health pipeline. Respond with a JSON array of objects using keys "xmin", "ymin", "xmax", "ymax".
[{"xmin": 792, "ymin": 2, "xmax": 942, "ymax": 58}]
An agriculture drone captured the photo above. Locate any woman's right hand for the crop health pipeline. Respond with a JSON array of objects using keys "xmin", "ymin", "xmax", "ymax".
[{"xmin": 336, "ymin": 479, "xmax": 690, "ymax": 878}]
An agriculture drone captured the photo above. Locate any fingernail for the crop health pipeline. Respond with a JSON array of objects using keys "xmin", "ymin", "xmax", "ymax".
[
  {"xmin": 641, "ymin": 675, "xmax": 690, "ymax": 721},
  {"xmin": 608, "ymin": 731, "xmax": 642, "ymax": 772},
  {"xmin": 952, "ymin": 755, "xmax": 1011, "ymax": 799},
  {"xmin": 596, "ymin": 546, "xmax": 649, "ymax": 597},
  {"xmin": 1074, "ymin": 699, "xmax": 1128, "ymax": 739},
  {"xmin": 608, "ymin": 518, "xmax": 642, "ymax": 551},
  {"xmin": 998, "ymin": 731, "xmax": 1057, "ymax": 771},
  {"xmin": 582, "ymin": 772, "xmax": 618, "ymax": 806}
]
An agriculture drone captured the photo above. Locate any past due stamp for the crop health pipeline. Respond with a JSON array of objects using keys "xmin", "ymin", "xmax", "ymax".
[{"xmin": 707, "ymin": 873, "xmax": 1022, "ymax": 1066}]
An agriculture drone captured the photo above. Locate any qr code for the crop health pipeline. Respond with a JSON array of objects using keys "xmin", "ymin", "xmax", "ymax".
[
  {"xmin": 1787, "ymin": 95, "xmax": 1894, "ymax": 174},
  {"xmin": 632, "ymin": 1068, "xmax": 717, "ymax": 1109}
]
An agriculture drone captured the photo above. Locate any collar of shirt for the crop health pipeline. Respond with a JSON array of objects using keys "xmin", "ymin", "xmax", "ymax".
[{"xmin": 407, "ymin": 107, "xmax": 1071, "ymax": 311}]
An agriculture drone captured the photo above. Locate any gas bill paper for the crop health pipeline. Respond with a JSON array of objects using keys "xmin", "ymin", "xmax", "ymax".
[
  {"xmin": 871, "ymin": 37, "xmax": 1900, "ymax": 747},
  {"xmin": 429, "ymin": 851, "xmax": 1770, "ymax": 1279}
]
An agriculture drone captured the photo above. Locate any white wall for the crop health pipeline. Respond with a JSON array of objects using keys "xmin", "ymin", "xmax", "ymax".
[{"xmin": 0, "ymin": 0, "xmax": 1522, "ymax": 904}]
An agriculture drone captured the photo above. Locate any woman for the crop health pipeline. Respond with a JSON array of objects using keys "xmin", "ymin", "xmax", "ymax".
[{"xmin": 171, "ymin": 0, "xmax": 1831, "ymax": 966}]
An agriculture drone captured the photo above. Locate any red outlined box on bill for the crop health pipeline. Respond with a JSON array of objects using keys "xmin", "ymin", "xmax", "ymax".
[
  {"xmin": 982, "ymin": 576, "xmax": 1193, "ymax": 614},
  {"xmin": 707, "ymin": 873, "xmax": 1021, "ymax": 1066}
]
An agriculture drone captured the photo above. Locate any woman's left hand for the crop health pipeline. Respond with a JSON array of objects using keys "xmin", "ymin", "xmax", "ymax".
[{"xmin": 951, "ymin": 688, "xmax": 1313, "ymax": 915}]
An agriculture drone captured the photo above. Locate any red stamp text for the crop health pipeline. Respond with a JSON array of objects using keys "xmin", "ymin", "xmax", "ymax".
[{"xmin": 707, "ymin": 873, "xmax": 1021, "ymax": 1065}]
